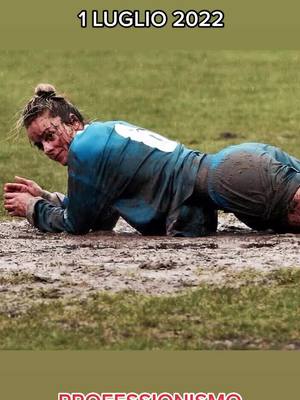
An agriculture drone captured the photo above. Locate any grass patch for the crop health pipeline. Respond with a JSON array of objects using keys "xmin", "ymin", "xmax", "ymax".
[
  {"xmin": 266, "ymin": 268, "xmax": 300, "ymax": 285},
  {"xmin": 0, "ymin": 268, "xmax": 299, "ymax": 350},
  {"xmin": 0, "ymin": 272, "xmax": 36, "ymax": 285}
]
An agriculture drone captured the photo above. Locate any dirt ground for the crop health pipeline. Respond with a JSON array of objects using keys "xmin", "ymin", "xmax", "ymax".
[{"xmin": 0, "ymin": 214, "xmax": 299, "ymax": 314}]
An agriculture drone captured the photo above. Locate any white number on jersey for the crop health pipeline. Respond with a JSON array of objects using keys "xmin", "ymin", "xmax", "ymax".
[{"xmin": 115, "ymin": 123, "xmax": 178, "ymax": 153}]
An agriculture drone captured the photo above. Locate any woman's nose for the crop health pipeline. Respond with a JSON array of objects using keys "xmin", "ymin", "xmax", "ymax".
[{"xmin": 42, "ymin": 141, "xmax": 54, "ymax": 155}]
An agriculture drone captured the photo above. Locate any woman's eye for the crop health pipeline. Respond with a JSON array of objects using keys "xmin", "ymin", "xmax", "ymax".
[{"xmin": 45, "ymin": 132, "xmax": 55, "ymax": 141}]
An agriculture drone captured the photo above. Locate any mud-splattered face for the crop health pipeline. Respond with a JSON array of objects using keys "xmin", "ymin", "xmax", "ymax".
[{"xmin": 27, "ymin": 111, "xmax": 82, "ymax": 165}]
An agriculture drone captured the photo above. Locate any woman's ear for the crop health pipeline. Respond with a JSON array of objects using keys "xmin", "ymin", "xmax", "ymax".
[{"xmin": 69, "ymin": 113, "xmax": 82, "ymax": 130}]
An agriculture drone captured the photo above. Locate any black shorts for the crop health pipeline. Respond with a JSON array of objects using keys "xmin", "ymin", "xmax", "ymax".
[{"xmin": 199, "ymin": 145, "xmax": 300, "ymax": 232}]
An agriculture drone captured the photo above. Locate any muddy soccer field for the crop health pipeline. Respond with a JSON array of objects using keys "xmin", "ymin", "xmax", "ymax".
[{"xmin": 1, "ymin": 213, "xmax": 299, "ymax": 315}]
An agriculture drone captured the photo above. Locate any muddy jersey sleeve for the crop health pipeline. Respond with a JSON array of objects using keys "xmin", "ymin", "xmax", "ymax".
[
  {"xmin": 32, "ymin": 172, "xmax": 119, "ymax": 234},
  {"xmin": 32, "ymin": 197, "xmax": 119, "ymax": 234},
  {"xmin": 41, "ymin": 190, "xmax": 67, "ymax": 207}
]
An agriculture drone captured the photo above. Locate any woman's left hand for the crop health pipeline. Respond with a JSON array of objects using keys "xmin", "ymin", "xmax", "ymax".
[{"xmin": 4, "ymin": 192, "xmax": 35, "ymax": 217}]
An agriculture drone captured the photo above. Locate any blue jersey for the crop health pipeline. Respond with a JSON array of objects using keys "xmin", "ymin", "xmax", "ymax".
[{"xmin": 34, "ymin": 121, "xmax": 209, "ymax": 236}]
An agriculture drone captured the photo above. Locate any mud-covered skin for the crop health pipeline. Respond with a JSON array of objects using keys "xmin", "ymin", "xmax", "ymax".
[
  {"xmin": 287, "ymin": 188, "xmax": 300, "ymax": 228},
  {"xmin": 0, "ymin": 214, "xmax": 299, "ymax": 314}
]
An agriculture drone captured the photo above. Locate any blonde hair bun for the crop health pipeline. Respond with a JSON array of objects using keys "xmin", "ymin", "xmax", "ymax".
[{"xmin": 34, "ymin": 83, "xmax": 56, "ymax": 98}]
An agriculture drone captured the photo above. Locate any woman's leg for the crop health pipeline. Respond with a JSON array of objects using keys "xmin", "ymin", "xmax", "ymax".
[{"xmin": 287, "ymin": 187, "xmax": 300, "ymax": 230}]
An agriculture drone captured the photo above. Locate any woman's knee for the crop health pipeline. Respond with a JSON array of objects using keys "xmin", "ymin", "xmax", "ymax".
[{"xmin": 287, "ymin": 187, "xmax": 300, "ymax": 228}]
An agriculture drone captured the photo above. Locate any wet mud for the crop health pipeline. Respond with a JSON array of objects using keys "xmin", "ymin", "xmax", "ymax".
[{"xmin": 0, "ymin": 214, "xmax": 299, "ymax": 313}]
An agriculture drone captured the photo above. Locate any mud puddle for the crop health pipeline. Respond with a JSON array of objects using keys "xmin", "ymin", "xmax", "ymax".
[{"xmin": 0, "ymin": 214, "xmax": 299, "ymax": 313}]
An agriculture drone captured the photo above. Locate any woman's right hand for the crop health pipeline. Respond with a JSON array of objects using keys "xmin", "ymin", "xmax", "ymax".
[{"xmin": 4, "ymin": 176, "xmax": 43, "ymax": 197}]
